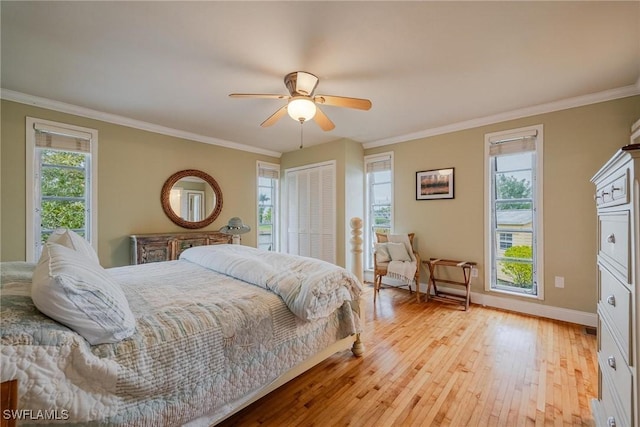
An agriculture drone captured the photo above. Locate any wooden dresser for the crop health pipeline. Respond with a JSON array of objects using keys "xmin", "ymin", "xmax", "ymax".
[
  {"xmin": 591, "ymin": 119, "xmax": 640, "ymax": 427},
  {"xmin": 130, "ymin": 231, "xmax": 232, "ymax": 264}
]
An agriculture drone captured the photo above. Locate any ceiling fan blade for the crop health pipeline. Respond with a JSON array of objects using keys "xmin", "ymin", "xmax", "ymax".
[
  {"xmin": 229, "ymin": 93, "xmax": 289, "ymax": 100},
  {"xmin": 313, "ymin": 107, "xmax": 335, "ymax": 131},
  {"xmin": 314, "ymin": 95, "xmax": 372, "ymax": 111},
  {"xmin": 261, "ymin": 105, "xmax": 288, "ymax": 127}
]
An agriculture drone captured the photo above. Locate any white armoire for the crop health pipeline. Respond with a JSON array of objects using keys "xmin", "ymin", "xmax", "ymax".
[{"xmin": 591, "ymin": 118, "xmax": 640, "ymax": 427}]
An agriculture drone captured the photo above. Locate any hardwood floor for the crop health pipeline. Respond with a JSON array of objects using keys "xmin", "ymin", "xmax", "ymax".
[{"xmin": 219, "ymin": 285, "xmax": 598, "ymax": 426}]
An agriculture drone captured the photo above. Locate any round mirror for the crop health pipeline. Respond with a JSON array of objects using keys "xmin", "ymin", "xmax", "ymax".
[{"xmin": 161, "ymin": 169, "xmax": 223, "ymax": 229}]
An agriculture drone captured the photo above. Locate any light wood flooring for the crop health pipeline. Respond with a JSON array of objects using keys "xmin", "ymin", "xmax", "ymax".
[{"xmin": 219, "ymin": 285, "xmax": 598, "ymax": 426}]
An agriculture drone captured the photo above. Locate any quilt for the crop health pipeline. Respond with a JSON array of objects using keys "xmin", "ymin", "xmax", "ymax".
[{"xmin": 0, "ymin": 248, "xmax": 361, "ymax": 426}]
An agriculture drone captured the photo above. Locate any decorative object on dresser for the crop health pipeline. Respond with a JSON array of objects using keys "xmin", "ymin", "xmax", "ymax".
[
  {"xmin": 130, "ymin": 231, "xmax": 231, "ymax": 264},
  {"xmin": 590, "ymin": 118, "xmax": 640, "ymax": 427},
  {"xmin": 160, "ymin": 169, "xmax": 223, "ymax": 229},
  {"xmin": 219, "ymin": 217, "xmax": 251, "ymax": 244}
]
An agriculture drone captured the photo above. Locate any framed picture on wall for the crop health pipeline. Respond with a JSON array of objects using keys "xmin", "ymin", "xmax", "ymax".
[{"xmin": 416, "ymin": 168, "xmax": 455, "ymax": 200}]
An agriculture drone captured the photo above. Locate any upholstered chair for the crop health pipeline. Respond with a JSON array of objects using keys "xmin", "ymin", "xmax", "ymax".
[{"xmin": 373, "ymin": 232, "xmax": 420, "ymax": 302}]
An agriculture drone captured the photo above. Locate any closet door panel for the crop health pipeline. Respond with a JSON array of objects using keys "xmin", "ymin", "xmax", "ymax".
[{"xmin": 284, "ymin": 162, "xmax": 336, "ymax": 264}]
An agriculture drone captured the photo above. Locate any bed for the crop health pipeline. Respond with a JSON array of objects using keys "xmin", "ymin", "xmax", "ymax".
[{"xmin": 0, "ymin": 238, "xmax": 363, "ymax": 426}]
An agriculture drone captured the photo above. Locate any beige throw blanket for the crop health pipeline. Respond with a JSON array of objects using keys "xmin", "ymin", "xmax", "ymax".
[{"xmin": 386, "ymin": 234, "xmax": 417, "ymax": 285}]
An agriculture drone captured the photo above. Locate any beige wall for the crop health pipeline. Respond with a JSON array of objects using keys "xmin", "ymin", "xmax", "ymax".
[
  {"xmin": 1, "ymin": 100, "xmax": 279, "ymax": 267},
  {"xmin": 365, "ymin": 95, "xmax": 640, "ymax": 313},
  {"xmin": 3, "ymin": 95, "xmax": 639, "ymax": 313},
  {"xmin": 280, "ymin": 138, "xmax": 364, "ymax": 268}
]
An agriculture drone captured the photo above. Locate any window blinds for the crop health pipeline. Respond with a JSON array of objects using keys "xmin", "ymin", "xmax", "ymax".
[
  {"xmin": 34, "ymin": 122, "xmax": 92, "ymax": 153},
  {"xmin": 488, "ymin": 129, "xmax": 537, "ymax": 157},
  {"xmin": 366, "ymin": 155, "xmax": 392, "ymax": 173},
  {"xmin": 258, "ymin": 163, "xmax": 279, "ymax": 180}
]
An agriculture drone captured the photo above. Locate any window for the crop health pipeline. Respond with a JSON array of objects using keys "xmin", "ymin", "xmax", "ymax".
[
  {"xmin": 499, "ymin": 233, "xmax": 513, "ymax": 250},
  {"xmin": 365, "ymin": 152, "xmax": 393, "ymax": 270},
  {"xmin": 257, "ymin": 161, "xmax": 279, "ymax": 251},
  {"xmin": 26, "ymin": 118, "xmax": 98, "ymax": 262},
  {"xmin": 485, "ymin": 125, "xmax": 543, "ymax": 298}
]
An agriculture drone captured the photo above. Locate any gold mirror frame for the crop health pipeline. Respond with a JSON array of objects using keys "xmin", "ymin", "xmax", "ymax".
[{"xmin": 161, "ymin": 169, "xmax": 223, "ymax": 229}]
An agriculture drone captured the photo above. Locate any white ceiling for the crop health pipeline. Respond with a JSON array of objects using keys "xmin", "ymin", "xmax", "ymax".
[{"xmin": 2, "ymin": 1, "xmax": 639, "ymax": 155}]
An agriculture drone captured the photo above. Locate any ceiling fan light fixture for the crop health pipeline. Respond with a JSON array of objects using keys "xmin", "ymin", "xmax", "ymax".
[{"xmin": 287, "ymin": 97, "xmax": 316, "ymax": 122}]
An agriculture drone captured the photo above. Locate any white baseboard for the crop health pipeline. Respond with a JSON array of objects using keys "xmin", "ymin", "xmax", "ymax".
[
  {"xmin": 468, "ymin": 290, "xmax": 597, "ymax": 327},
  {"xmin": 364, "ymin": 272, "xmax": 597, "ymax": 327}
]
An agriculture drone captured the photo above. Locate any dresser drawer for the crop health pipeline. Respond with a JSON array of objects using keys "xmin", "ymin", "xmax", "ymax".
[
  {"xmin": 598, "ymin": 368, "xmax": 631, "ymax": 427},
  {"xmin": 598, "ymin": 211, "xmax": 630, "ymax": 283},
  {"xmin": 598, "ymin": 264, "xmax": 632, "ymax": 361},
  {"xmin": 131, "ymin": 238, "xmax": 173, "ymax": 264},
  {"xmin": 598, "ymin": 319, "xmax": 633, "ymax": 420},
  {"xmin": 130, "ymin": 232, "xmax": 232, "ymax": 264},
  {"xmin": 174, "ymin": 237, "xmax": 208, "ymax": 259},
  {"xmin": 595, "ymin": 168, "xmax": 629, "ymax": 208}
]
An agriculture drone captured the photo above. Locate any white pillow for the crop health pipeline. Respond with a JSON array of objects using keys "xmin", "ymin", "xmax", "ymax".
[
  {"xmin": 47, "ymin": 228, "xmax": 100, "ymax": 265},
  {"xmin": 32, "ymin": 242, "xmax": 136, "ymax": 345},
  {"xmin": 387, "ymin": 242, "xmax": 412, "ymax": 262},
  {"xmin": 374, "ymin": 243, "xmax": 391, "ymax": 263}
]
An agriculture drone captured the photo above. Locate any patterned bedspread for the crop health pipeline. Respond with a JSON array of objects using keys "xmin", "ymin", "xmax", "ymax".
[{"xmin": 0, "ymin": 252, "xmax": 361, "ymax": 426}]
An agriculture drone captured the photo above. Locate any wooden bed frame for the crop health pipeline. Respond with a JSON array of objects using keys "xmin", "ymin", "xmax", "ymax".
[{"xmin": 1, "ymin": 218, "xmax": 365, "ymax": 426}]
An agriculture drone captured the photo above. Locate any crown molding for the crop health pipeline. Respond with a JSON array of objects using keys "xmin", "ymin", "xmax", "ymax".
[
  {"xmin": 364, "ymin": 84, "xmax": 640, "ymax": 149},
  {"xmin": 4, "ymin": 83, "xmax": 638, "ymax": 156},
  {"xmin": 0, "ymin": 89, "xmax": 282, "ymax": 158}
]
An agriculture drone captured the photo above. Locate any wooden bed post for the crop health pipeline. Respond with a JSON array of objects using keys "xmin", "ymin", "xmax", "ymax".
[
  {"xmin": 350, "ymin": 217, "xmax": 364, "ymax": 284},
  {"xmin": 350, "ymin": 217, "xmax": 365, "ymax": 357}
]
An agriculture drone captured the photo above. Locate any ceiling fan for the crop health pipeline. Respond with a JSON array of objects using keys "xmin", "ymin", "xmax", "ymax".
[{"xmin": 229, "ymin": 71, "xmax": 372, "ymax": 131}]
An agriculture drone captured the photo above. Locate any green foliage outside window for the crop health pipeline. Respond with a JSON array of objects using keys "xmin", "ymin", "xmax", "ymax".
[
  {"xmin": 39, "ymin": 150, "xmax": 87, "ymax": 242},
  {"xmin": 496, "ymin": 175, "xmax": 531, "ymax": 210},
  {"xmin": 501, "ymin": 245, "xmax": 533, "ymax": 287}
]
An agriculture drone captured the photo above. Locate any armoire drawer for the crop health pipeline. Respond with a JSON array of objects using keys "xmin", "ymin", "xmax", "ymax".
[
  {"xmin": 598, "ymin": 320, "xmax": 633, "ymax": 420},
  {"xmin": 598, "ymin": 211, "xmax": 630, "ymax": 284},
  {"xmin": 599, "ymin": 368, "xmax": 631, "ymax": 427},
  {"xmin": 598, "ymin": 264, "xmax": 632, "ymax": 361},
  {"xmin": 595, "ymin": 168, "xmax": 628, "ymax": 208}
]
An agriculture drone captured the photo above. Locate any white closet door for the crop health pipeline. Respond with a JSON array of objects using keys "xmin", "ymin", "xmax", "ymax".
[{"xmin": 284, "ymin": 162, "xmax": 335, "ymax": 264}]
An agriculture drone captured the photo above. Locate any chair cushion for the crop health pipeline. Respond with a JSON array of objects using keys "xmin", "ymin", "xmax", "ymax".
[
  {"xmin": 374, "ymin": 243, "xmax": 391, "ymax": 263},
  {"xmin": 32, "ymin": 242, "xmax": 136, "ymax": 345},
  {"xmin": 387, "ymin": 242, "xmax": 412, "ymax": 262}
]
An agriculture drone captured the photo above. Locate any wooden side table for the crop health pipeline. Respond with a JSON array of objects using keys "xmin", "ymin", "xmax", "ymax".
[{"xmin": 423, "ymin": 258, "xmax": 477, "ymax": 311}]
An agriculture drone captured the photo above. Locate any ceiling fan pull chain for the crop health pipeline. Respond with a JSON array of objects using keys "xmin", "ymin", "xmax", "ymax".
[{"xmin": 299, "ymin": 120, "xmax": 304, "ymax": 149}]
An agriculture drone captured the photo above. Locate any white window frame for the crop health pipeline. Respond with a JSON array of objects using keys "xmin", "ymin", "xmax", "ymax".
[
  {"xmin": 484, "ymin": 124, "xmax": 544, "ymax": 299},
  {"xmin": 256, "ymin": 161, "xmax": 280, "ymax": 252},
  {"xmin": 364, "ymin": 152, "xmax": 394, "ymax": 270},
  {"xmin": 26, "ymin": 117, "xmax": 98, "ymax": 262}
]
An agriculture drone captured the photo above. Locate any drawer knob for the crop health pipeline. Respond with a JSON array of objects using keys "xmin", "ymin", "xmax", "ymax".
[
  {"xmin": 607, "ymin": 355, "xmax": 616, "ymax": 370},
  {"xmin": 606, "ymin": 233, "xmax": 616, "ymax": 244},
  {"xmin": 607, "ymin": 295, "xmax": 616, "ymax": 306},
  {"xmin": 608, "ymin": 416, "xmax": 616, "ymax": 427},
  {"xmin": 601, "ymin": 190, "xmax": 609, "ymax": 199},
  {"xmin": 610, "ymin": 185, "xmax": 620, "ymax": 194}
]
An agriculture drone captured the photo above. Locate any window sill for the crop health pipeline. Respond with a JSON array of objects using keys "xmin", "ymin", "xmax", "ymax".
[{"xmin": 487, "ymin": 286, "xmax": 541, "ymax": 300}]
